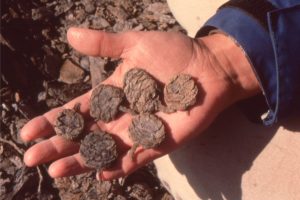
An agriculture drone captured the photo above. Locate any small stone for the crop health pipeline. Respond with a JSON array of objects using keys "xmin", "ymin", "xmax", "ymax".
[
  {"xmin": 80, "ymin": 131, "xmax": 118, "ymax": 170},
  {"xmin": 69, "ymin": 50, "xmax": 81, "ymax": 64},
  {"xmin": 14, "ymin": 92, "xmax": 20, "ymax": 103},
  {"xmin": 46, "ymin": 98, "xmax": 60, "ymax": 108},
  {"xmin": 113, "ymin": 21, "xmax": 133, "ymax": 32},
  {"xmin": 11, "ymin": 103, "xmax": 18, "ymax": 112},
  {"xmin": 54, "ymin": 104, "xmax": 85, "ymax": 141},
  {"xmin": 72, "ymin": 7, "xmax": 86, "ymax": 23},
  {"xmin": 31, "ymin": 7, "xmax": 53, "ymax": 20},
  {"xmin": 146, "ymin": 2, "xmax": 170, "ymax": 15},
  {"xmin": 114, "ymin": 195, "xmax": 127, "ymax": 200},
  {"xmin": 79, "ymin": 56, "xmax": 90, "ymax": 71},
  {"xmin": 107, "ymin": 6, "xmax": 128, "ymax": 21},
  {"xmin": 84, "ymin": 4, "xmax": 96, "ymax": 14},
  {"xmin": 133, "ymin": 24, "xmax": 144, "ymax": 31},
  {"xmin": 128, "ymin": 183, "xmax": 154, "ymax": 200},
  {"xmin": 54, "ymin": 2, "xmax": 73, "ymax": 16},
  {"xmin": 164, "ymin": 74, "xmax": 198, "ymax": 111},
  {"xmin": 59, "ymin": 59, "xmax": 85, "ymax": 84},
  {"xmin": 41, "ymin": 28, "xmax": 51, "ymax": 40},
  {"xmin": 89, "ymin": 57, "xmax": 107, "ymax": 87},
  {"xmin": 90, "ymin": 84, "xmax": 124, "ymax": 122},
  {"xmin": 159, "ymin": 15, "xmax": 176, "ymax": 25},
  {"xmin": 91, "ymin": 17, "xmax": 110, "ymax": 29},
  {"xmin": 37, "ymin": 91, "xmax": 47, "ymax": 102},
  {"xmin": 83, "ymin": 75, "xmax": 90, "ymax": 83}
]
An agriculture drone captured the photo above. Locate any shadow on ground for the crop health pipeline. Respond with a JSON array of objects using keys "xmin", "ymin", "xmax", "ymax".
[{"xmin": 168, "ymin": 106, "xmax": 299, "ymax": 200}]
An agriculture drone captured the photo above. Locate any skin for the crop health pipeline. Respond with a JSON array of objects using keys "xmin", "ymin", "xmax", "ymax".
[{"xmin": 21, "ymin": 27, "xmax": 260, "ymax": 180}]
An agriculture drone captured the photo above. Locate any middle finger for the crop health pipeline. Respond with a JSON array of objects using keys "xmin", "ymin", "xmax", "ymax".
[{"xmin": 23, "ymin": 135, "xmax": 80, "ymax": 167}]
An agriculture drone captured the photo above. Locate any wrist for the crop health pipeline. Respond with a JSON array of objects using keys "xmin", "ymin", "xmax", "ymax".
[{"xmin": 198, "ymin": 33, "xmax": 261, "ymax": 102}]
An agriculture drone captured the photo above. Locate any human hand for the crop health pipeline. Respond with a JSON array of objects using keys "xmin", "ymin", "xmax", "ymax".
[{"xmin": 21, "ymin": 28, "xmax": 260, "ymax": 180}]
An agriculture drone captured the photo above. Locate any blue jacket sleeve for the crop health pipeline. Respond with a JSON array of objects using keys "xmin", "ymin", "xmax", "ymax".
[{"xmin": 196, "ymin": 0, "xmax": 300, "ymax": 125}]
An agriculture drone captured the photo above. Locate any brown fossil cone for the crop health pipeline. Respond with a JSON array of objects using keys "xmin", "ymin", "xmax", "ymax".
[
  {"xmin": 90, "ymin": 84, "xmax": 124, "ymax": 122},
  {"xmin": 123, "ymin": 68, "xmax": 161, "ymax": 114},
  {"xmin": 79, "ymin": 131, "xmax": 118, "ymax": 170},
  {"xmin": 54, "ymin": 105, "xmax": 85, "ymax": 141},
  {"xmin": 128, "ymin": 114, "xmax": 165, "ymax": 159},
  {"xmin": 164, "ymin": 74, "xmax": 198, "ymax": 111}
]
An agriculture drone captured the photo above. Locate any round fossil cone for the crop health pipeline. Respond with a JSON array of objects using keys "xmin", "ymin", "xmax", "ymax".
[
  {"xmin": 90, "ymin": 84, "xmax": 124, "ymax": 122},
  {"xmin": 164, "ymin": 74, "xmax": 198, "ymax": 111},
  {"xmin": 129, "ymin": 114, "xmax": 165, "ymax": 150},
  {"xmin": 55, "ymin": 107, "xmax": 85, "ymax": 140},
  {"xmin": 123, "ymin": 68, "xmax": 161, "ymax": 114},
  {"xmin": 80, "ymin": 131, "xmax": 118, "ymax": 170}
]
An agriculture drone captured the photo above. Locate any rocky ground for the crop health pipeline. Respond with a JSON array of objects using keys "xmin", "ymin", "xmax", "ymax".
[{"xmin": 1, "ymin": 0, "xmax": 186, "ymax": 199}]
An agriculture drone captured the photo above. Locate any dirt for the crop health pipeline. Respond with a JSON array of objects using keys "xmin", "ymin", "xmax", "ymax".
[
  {"xmin": 54, "ymin": 164, "xmax": 173, "ymax": 200},
  {"xmin": 1, "ymin": 0, "xmax": 185, "ymax": 199}
]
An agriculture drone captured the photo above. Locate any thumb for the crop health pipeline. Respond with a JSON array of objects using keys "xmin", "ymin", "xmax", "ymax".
[{"xmin": 67, "ymin": 27, "xmax": 137, "ymax": 58}]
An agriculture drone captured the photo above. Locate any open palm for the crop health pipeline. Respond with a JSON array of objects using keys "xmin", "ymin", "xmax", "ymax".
[{"xmin": 21, "ymin": 28, "xmax": 258, "ymax": 180}]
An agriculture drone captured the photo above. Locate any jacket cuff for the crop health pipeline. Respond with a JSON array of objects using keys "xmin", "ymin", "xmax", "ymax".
[{"xmin": 196, "ymin": 7, "xmax": 277, "ymax": 125}]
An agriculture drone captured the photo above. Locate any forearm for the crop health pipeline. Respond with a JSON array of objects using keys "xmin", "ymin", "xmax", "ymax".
[
  {"xmin": 196, "ymin": 0, "xmax": 300, "ymax": 125},
  {"xmin": 199, "ymin": 33, "xmax": 261, "ymax": 101}
]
